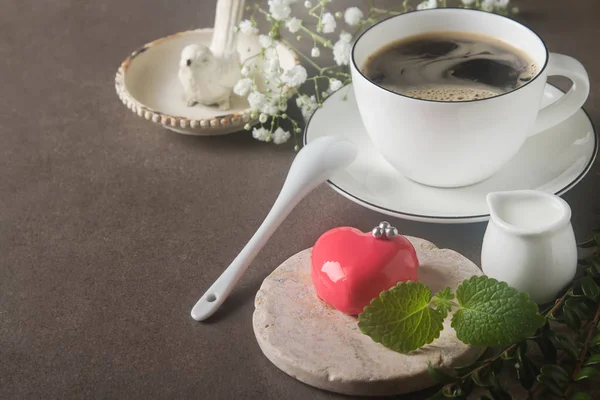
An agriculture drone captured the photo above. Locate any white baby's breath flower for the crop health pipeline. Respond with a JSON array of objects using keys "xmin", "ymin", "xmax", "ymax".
[
  {"xmin": 233, "ymin": 78, "xmax": 254, "ymax": 96},
  {"xmin": 273, "ymin": 127, "xmax": 291, "ymax": 144},
  {"xmin": 481, "ymin": 0, "xmax": 494, "ymax": 11},
  {"xmin": 328, "ymin": 78, "xmax": 343, "ymax": 93},
  {"xmin": 238, "ymin": 20, "xmax": 258, "ymax": 35},
  {"xmin": 286, "ymin": 17, "xmax": 302, "ymax": 33},
  {"xmin": 248, "ymin": 91, "xmax": 267, "ymax": 111},
  {"xmin": 281, "ymin": 65, "xmax": 308, "ymax": 87},
  {"xmin": 250, "ymin": 91, "xmax": 279, "ymax": 116},
  {"xmin": 259, "ymin": 34, "xmax": 273, "ymax": 48},
  {"xmin": 296, "ymin": 95, "xmax": 318, "ymax": 120},
  {"xmin": 238, "ymin": 0, "xmax": 517, "ymax": 146},
  {"xmin": 252, "ymin": 127, "xmax": 271, "ymax": 141},
  {"xmin": 333, "ymin": 31, "xmax": 352, "ymax": 66},
  {"xmin": 321, "ymin": 13, "xmax": 336, "ymax": 34},
  {"xmin": 344, "ymin": 7, "xmax": 364, "ymax": 26},
  {"xmin": 261, "ymin": 99, "xmax": 279, "ymax": 115},
  {"xmin": 264, "ymin": 56, "xmax": 281, "ymax": 79},
  {"xmin": 417, "ymin": 0, "xmax": 437, "ymax": 10},
  {"xmin": 268, "ymin": 0, "xmax": 293, "ymax": 21}
]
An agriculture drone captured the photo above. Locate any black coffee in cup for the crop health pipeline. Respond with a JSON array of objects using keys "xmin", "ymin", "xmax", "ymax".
[{"xmin": 362, "ymin": 31, "xmax": 537, "ymax": 101}]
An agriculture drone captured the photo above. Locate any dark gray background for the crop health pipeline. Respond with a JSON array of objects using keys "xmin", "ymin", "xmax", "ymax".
[{"xmin": 1, "ymin": 1, "xmax": 599, "ymax": 398}]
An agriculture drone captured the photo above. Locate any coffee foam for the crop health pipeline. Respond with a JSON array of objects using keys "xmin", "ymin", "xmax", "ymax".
[
  {"xmin": 400, "ymin": 85, "xmax": 500, "ymax": 101},
  {"xmin": 399, "ymin": 60, "xmax": 538, "ymax": 101}
]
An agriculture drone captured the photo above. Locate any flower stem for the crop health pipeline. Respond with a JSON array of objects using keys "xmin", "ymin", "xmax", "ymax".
[
  {"xmin": 542, "ymin": 287, "xmax": 571, "ymax": 319},
  {"xmin": 281, "ymin": 39, "xmax": 323, "ymax": 71},
  {"xmin": 313, "ymin": 78, "xmax": 321, "ymax": 104},
  {"xmin": 320, "ymin": 65, "xmax": 350, "ymax": 79},
  {"xmin": 299, "ymin": 25, "xmax": 330, "ymax": 47},
  {"xmin": 308, "ymin": 1, "xmax": 322, "ymax": 18},
  {"xmin": 371, "ymin": 7, "xmax": 403, "ymax": 16},
  {"xmin": 269, "ymin": 115, "xmax": 275, "ymax": 135}
]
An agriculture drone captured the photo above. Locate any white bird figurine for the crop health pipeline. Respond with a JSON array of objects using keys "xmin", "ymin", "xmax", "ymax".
[{"xmin": 178, "ymin": 44, "xmax": 241, "ymax": 110}]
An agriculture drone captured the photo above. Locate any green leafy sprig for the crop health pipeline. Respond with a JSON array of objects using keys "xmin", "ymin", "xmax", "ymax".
[
  {"xmin": 417, "ymin": 231, "xmax": 600, "ymax": 400},
  {"xmin": 358, "ymin": 231, "xmax": 600, "ymax": 399}
]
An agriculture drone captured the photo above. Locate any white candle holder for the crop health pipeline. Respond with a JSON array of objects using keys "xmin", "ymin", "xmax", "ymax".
[{"xmin": 115, "ymin": 1, "xmax": 298, "ymax": 136}]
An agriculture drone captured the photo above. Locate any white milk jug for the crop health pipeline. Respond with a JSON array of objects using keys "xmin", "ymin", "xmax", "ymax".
[{"xmin": 482, "ymin": 190, "xmax": 577, "ymax": 304}]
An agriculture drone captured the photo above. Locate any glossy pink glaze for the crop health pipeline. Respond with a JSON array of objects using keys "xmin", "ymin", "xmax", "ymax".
[{"xmin": 311, "ymin": 227, "xmax": 419, "ymax": 315}]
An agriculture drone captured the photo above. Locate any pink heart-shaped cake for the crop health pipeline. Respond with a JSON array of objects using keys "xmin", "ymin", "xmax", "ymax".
[{"xmin": 311, "ymin": 222, "xmax": 419, "ymax": 315}]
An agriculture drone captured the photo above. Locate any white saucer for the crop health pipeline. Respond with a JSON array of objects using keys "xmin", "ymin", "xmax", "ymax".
[{"xmin": 304, "ymin": 84, "xmax": 597, "ymax": 224}]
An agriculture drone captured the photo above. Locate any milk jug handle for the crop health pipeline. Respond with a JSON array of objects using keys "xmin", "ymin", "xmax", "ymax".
[{"xmin": 530, "ymin": 53, "xmax": 590, "ymax": 136}]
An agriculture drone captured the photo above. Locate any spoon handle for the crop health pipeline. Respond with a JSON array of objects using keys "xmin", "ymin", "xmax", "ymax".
[{"xmin": 191, "ymin": 136, "xmax": 358, "ymax": 321}]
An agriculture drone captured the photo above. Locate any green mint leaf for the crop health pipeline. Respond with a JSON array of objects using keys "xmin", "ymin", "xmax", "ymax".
[
  {"xmin": 590, "ymin": 333, "xmax": 600, "ymax": 349},
  {"xmin": 515, "ymin": 344, "xmax": 538, "ymax": 390},
  {"xmin": 539, "ymin": 365, "xmax": 569, "ymax": 385},
  {"xmin": 566, "ymin": 298, "xmax": 594, "ymax": 322},
  {"xmin": 358, "ymin": 281, "xmax": 444, "ymax": 353},
  {"xmin": 586, "ymin": 266, "xmax": 600, "ymax": 279},
  {"xmin": 574, "ymin": 366, "xmax": 598, "ymax": 381},
  {"xmin": 538, "ymin": 364, "xmax": 569, "ymax": 396},
  {"xmin": 553, "ymin": 334, "xmax": 580, "ymax": 359},
  {"xmin": 580, "ymin": 277, "xmax": 600, "ymax": 301},
  {"xmin": 591, "ymin": 257, "xmax": 600, "ymax": 275},
  {"xmin": 451, "ymin": 276, "xmax": 545, "ymax": 347},
  {"xmin": 563, "ymin": 306, "xmax": 582, "ymax": 330},
  {"xmin": 584, "ymin": 354, "xmax": 600, "ymax": 366},
  {"xmin": 538, "ymin": 375, "xmax": 566, "ymax": 396},
  {"xmin": 432, "ymin": 287, "xmax": 454, "ymax": 319}
]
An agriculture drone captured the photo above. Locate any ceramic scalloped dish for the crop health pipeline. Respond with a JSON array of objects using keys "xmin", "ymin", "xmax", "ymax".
[{"xmin": 115, "ymin": 29, "xmax": 298, "ymax": 135}]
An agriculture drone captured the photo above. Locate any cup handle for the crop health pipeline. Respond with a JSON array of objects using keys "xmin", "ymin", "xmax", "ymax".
[{"xmin": 529, "ymin": 52, "xmax": 590, "ymax": 137}]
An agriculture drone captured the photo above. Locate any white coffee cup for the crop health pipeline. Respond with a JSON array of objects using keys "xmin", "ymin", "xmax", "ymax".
[{"xmin": 350, "ymin": 9, "xmax": 590, "ymax": 188}]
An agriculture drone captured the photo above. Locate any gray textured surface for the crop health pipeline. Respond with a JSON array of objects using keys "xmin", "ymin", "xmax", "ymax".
[
  {"xmin": 253, "ymin": 238, "xmax": 484, "ymax": 396},
  {"xmin": 1, "ymin": 1, "xmax": 599, "ymax": 399}
]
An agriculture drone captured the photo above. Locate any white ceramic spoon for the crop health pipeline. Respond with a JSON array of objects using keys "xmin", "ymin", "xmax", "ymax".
[{"xmin": 191, "ymin": 136, "xmax": 358, "ymax": 321}]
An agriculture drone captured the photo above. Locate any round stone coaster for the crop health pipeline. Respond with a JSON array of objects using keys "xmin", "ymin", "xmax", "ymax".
[{"xmin": 252, "ymin": 236, "xmax": 486, "ymax": 396}]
